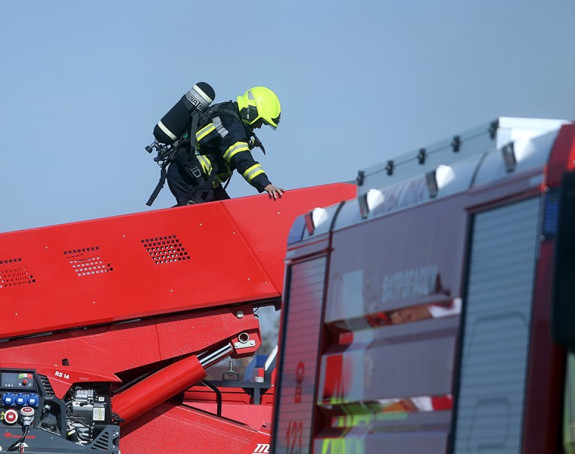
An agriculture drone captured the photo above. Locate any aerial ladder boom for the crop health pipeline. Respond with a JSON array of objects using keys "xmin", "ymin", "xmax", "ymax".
[{"xmin": 0, "ymin": 183, "xmax": 355, "ymax": 453}]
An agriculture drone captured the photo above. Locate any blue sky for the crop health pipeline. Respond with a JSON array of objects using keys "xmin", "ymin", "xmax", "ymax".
[{"xmin": 1, "ymin": 0, "xmax": 574, "ymax": 232}]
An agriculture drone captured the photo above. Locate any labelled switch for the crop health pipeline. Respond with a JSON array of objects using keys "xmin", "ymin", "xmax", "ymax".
[{"xmin": 4, "ymin": 408, "xmax": 18, "ymax": 424}]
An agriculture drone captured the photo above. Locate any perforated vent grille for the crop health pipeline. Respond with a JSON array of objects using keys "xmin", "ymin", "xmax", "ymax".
[
  {"xmin": 37, "ymin": 374, "xmax": 56, "ymax": 398},
  {"xmin": 142, "ymin": 235, "xmax": 190, "ymax": 265},
  {"xmin": 65, "ymin": 247, "xmax": 113, "ymax": 276},
  {"xmin": 89, "ymin": 426, "xmax": 118, "ymax": 451},
  {"xmin": 0, "ymin": 258, "xmax": 35, "ymax": 288}
]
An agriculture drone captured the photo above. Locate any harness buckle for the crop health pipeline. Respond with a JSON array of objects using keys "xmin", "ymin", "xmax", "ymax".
[{"xmin": 189, "ymin": 165, "xmax": 203, "ymax": 178}]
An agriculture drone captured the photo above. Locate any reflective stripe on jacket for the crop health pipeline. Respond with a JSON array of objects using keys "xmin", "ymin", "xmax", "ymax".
[{"xmin": 195, "ymin": 102, "xmax": 271, "ymax": 192}]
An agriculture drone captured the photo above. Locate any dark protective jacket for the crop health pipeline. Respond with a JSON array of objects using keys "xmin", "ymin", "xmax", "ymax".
[{"xmin": 193, "ymin": 101, "xmax": 272, "ymax": 192}]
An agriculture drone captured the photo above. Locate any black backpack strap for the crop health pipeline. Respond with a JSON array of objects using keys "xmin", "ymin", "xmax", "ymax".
[
  {"xmin": 199, "ymin": 104, "xmax": 241, "ymax": 126},
  {"xmin": 183, "ymin": 112, "xmax": 204, "ymax": 179},
  {"xmin": 146, "ymin": 163, "xmax": 169, "ymax": 207},
  {"xmin": 189, "ymin": 112, "xmax": 199, "ymax": 151}
]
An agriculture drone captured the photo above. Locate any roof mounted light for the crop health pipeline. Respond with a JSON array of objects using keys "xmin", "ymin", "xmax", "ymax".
[
  {"xmin": 358, "ymin": 189, "xmax": 384, "ymax": 219},
  {"xmin": 426, "ymin": 165, "xmax": 455, "ymax": 198},
  {"xmin": 305, "ymin": 207, "xmax": 329, "ymax": 235}
]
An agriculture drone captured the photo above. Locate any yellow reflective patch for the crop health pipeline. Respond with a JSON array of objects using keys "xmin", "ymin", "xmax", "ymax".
[
  {"xmin": 196, "ymin": 124, "xmax": 215, "ymax": 141},
  {"xmin": 242, "ymin": 163, "xmax": 264, "ymax": 182},
  {"xmin": 197, "ymin": 155, "xmax": 212, "ymax": 174},
  {"xmin": 223, "ymin": 141, "xmax": 250, "ymax": 161}
]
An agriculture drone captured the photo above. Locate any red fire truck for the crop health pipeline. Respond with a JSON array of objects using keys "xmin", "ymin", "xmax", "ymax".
[
  {"xmin": 272, "ymin": 117, "xmax": 575, "ymax": 453},
  {"xmin": 3, "ymin": 115, "xmax": 575, "ymax": 453}
]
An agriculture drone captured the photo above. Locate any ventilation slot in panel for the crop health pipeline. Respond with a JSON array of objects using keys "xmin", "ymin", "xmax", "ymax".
[
  {"xmin": 65, "ymin": 247, "xmax": 113, "ymax": 277},
  {"xmin": 142, "ymin": 235, "xmax": 190, "ymax": 265},
  {"xmin": 0, "ymin": 258, "xmax": 35, "ymax": 288}
]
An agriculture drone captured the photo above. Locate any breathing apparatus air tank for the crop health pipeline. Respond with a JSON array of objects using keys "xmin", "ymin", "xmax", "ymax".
[{"xmin": 153, "ymin": 82, "xmax": 215, "ymax": 144}]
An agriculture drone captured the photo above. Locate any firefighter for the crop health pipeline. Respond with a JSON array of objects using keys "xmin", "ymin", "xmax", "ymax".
[{"xmin": 167, "ymin": 86, "xmax": 285, "ymax": 206}]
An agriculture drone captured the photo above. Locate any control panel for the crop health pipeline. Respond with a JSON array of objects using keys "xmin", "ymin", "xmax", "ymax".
[
  {"xmin": 0, "ymin": 370, "xmax": 41, "ymax": 429},
  {"xmin": 1, "ymin": 371, "xmax": 39, "ymax": 411},
  {"xmin": 0, "ymin": 368, "xmax": 119, "ymax": 453}
]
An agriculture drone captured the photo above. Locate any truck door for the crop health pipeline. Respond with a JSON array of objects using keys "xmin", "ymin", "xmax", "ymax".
[{"xmin": 453, "ymin": 197, "xmax": 540, "ymax": 452}]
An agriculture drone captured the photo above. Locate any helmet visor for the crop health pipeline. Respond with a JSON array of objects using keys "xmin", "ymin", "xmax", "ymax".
[{"xmin": 263, "ymin": 113, "xmax": 281, "ymax": 130}]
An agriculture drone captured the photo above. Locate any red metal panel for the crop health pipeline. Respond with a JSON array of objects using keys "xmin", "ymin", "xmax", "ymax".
[
  {"xmin": 521, "ymin": 239, "xmax": 564, "ymax": 454},
  {"xmin": 222, "ymin": 183, "xmax": 356, "ymax": 292},
  {"xmin": 0, "ymin": 305, "xmax": 261, "ymax": 376},
  {"xmin": 0, "ymin": 184, "xmax": 355, "ymax": 340},
  {"xmin": 121, "ymin": 401, "xmax": 270, "ymax": 454},
  {"xmin": 184, "ymin": 386, "xmax": 274, "ymax": 428},
  {"xmin": 188, "ymin": 402, "xmax": 273, "ymax": 429},
  {"xmin": 546, "ymin": 124, "xmax": 575, "ymax": 186}
]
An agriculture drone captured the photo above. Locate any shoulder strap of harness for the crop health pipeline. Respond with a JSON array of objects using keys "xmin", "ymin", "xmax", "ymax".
[
  {"xmin": 198, "ymin": 103, "xmax": 241, "ymax": 127},
  {"xmin": 199, "ymin": 103, "xmax": 266, "ymax": 154}
]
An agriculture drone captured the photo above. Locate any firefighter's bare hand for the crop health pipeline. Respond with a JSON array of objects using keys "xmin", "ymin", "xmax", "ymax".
[{"xmin": 264, "ymin": 184, "xmax": 285, "ymax": 200}]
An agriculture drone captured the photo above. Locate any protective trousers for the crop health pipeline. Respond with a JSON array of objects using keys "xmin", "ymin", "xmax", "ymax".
[{"xmin": 167, "ymin": 161, "xmax": 230, "ymax": 206}]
